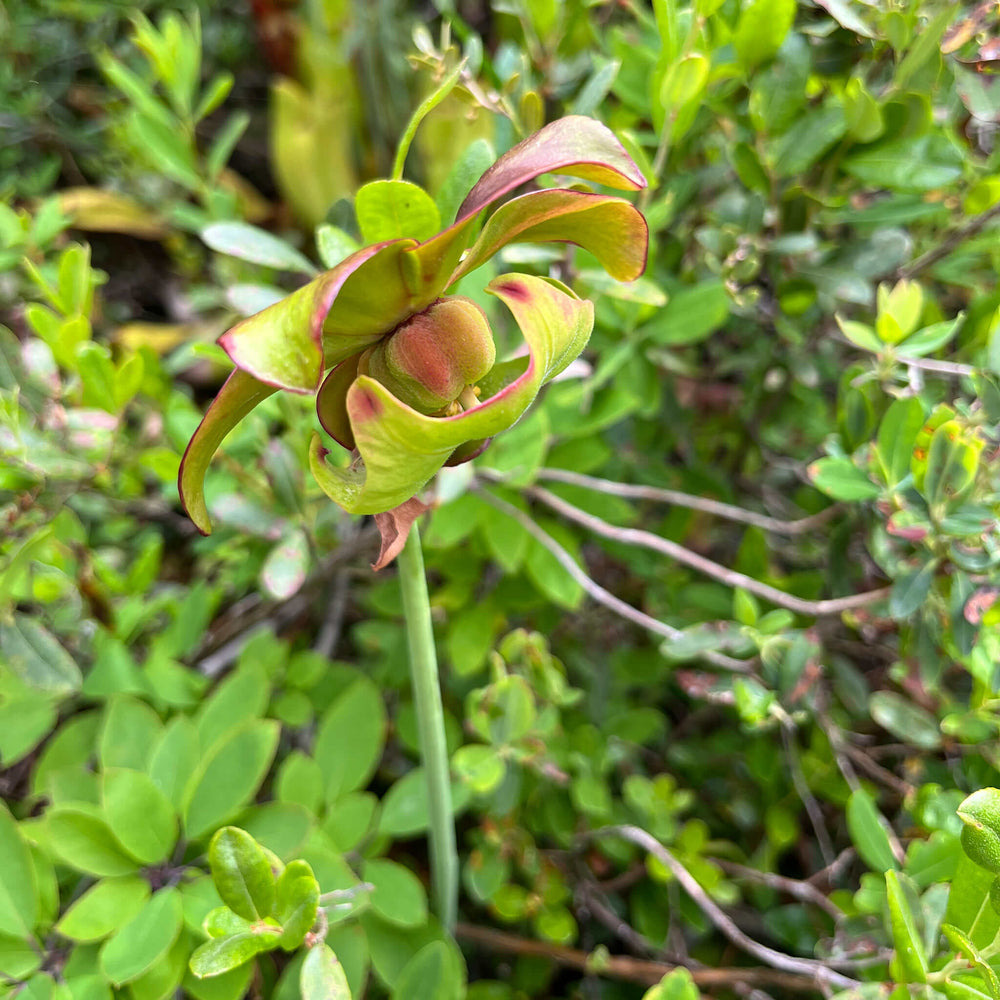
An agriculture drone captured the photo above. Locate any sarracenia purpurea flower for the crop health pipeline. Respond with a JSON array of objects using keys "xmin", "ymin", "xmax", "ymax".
[{"xmin": 179, "ymin": 116, "xmax": 648, "ymax": 559}]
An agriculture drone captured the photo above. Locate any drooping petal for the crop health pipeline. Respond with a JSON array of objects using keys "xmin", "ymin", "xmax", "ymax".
[
  {"xmin": 456, "ymin": 116, "xmax": 646, "ymax": 222},
  {"xmin": 449, "ymin": 189, "xmax": 649, "ymax": 286},
  {"xmin": 309, "ymin": 274, "xmax": 594, "ymax": 514},
  {"xmin": 178, "ymin": 369, "xmax": 278, "ymax": 534},
  {"xmin": 372, "ymin": 497, "xmax": 430, "ymax": 571},
  {"xmin": 219, "ymin": 242, "xmax": 397, "ymax": 393}
]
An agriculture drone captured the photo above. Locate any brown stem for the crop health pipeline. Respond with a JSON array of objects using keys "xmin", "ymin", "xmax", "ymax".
[
  {"xmin": 456, "ymin": 922, "xmax": 842, "ymax": 993},
  {"xmin": 532, "ymin": 468, "xmax": 841, "ymax": 536}
]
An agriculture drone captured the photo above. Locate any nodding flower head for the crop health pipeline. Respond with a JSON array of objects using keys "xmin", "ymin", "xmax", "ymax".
[{"xmin": 179, "ymin": 116, "xmax": 648, "ymax": 561}]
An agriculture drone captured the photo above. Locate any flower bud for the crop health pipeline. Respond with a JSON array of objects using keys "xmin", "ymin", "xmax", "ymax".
[
  {"xmin": 958, "ymin": 788, "xmax": 1000, "ymax": 874},
  {"xmin": 365, "ymin": 297, "xmax": 495, "ymax": 415}
]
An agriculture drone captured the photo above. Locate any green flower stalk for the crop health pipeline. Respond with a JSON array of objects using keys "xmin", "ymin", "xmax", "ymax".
[
  {"xmin": 177, "ymin": 115, "xmax": 648, "ymax": 932},
  {"xmin": 179, "ymin": 116, "xmax": 648, "ymax": 559}
]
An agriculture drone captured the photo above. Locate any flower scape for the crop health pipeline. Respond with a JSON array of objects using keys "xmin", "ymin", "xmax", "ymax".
[{"xmin": 179, "ymin": 116, "xmax": 648, "ymax": 560}]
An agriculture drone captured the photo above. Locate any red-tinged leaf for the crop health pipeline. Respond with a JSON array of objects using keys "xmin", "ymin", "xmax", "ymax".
[
  {"xmin": 457, "ymin": 116, "xmax": 645, "ymax": 221},
  {"xmin": 450, "ymin": 190, "xmax": 648, "ymax": 286},
  {"xmin": 309, "ymin": 274, "xmax": 593, "ymax": 514},
  {"xmin": 178, "ymin": 369, "xmax": 278, "ymax": 535},
  {"xmin": 373, "ymin": 498, "xmax": 430, "ymax": 571}
]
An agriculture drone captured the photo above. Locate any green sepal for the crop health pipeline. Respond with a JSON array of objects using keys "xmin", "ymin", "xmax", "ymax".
[
  {"xmin": 178, "ymin": 369, "xmax": 278, "ymax": 535},
  {"xmin": 221, "ymin": 243, "xmax": 396, "ymax": 392},
  {"xmin": 451, "ymin": 189, "xmax": 648, "ymax": 286}
]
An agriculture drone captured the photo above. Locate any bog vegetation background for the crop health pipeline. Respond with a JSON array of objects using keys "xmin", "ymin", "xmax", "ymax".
[{"xmin": 4, "ymin": 1, "xmax": 1000, "ymax": 999}]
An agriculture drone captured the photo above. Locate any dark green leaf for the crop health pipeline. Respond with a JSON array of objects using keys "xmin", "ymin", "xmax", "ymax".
[
  {"xmin": 886, "ymin": 871, "xmax": 927, "ymax": 984},
  {"xmin": 314, "ymin": 677, "xmax": 387, "ymax": 804},
  {"xmin": 389, "ymin": 941, "xmax": 464, "ymax": 1000},
  {"xmin": 890, "ymin": 560, "xmax": 938, "ymax": 619},
  {"xmin": 869, "ymin": 691, "xmax": 941, "ymax": 750}
]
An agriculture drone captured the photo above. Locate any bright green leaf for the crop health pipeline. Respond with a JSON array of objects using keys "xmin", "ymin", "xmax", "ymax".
[
  {"xmin": 0, "ymin": 803, "xmax": 38, "ymax": 939},
  {"xmin": 55, "ymin": 876, "xmax": 150, "ymax": 943},
  {"xmin": 182, "ymin": 720, "xmax": 281, "ymax": 840},
  {"xmin": 102, "ymin": 769, "xmax": 177, "ymax": 865},
  {"xmin": 99, "ymin": 887, "xmax": 183, "ymax": 986},
  {"xmin": 208, "ymin": 827, "xmax": 276, "ymax": 922},
  {"xmin": 847, "ymin": 789, "xmax": 898, "ymax": 873},
  {"xmin": 356, "ymin": 180, "xmax": 441, "ymax": 244}
]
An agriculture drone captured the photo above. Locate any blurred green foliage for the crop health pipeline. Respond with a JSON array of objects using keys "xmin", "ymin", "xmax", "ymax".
[{"xmin": 5, "ymin": 0, "xmax": 1000, "ymax": 997}]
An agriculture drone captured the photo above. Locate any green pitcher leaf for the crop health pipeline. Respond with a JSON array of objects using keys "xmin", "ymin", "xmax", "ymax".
[
  {"xmin": 55, "ymin": 876, "xmax": 150, "ymax": 943},
  {"xmin": 99, "ymin": 887, "xmax": 183, "ymax": 986},
  {"xmin": 0, "ymin": 802, "xmax": 38, "ymax": 939},
  {"xmin": 457, "ymin": 116, "xmax": 645, "ymax": 221},
  {"xmin": 451, "ymin": 190, "xmax": 647, "ymax": 285},
  {"xmin": 178, "ymin": 369, "xmax": 278, "ymax": 534},
  {"xmin": 208, "ymin": 827, "xmax": 276, "ymax": 923},
  {"xmin": 102, "ymin": 769, "xmax": 177, "ymax": 865},
  {"xmin": 301, "ymin": 943, "xmax": 352, "ymax": 1000},
  {"xmin": 311, "ymin": 275, "xmax": 593, "ymax": 513}
]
